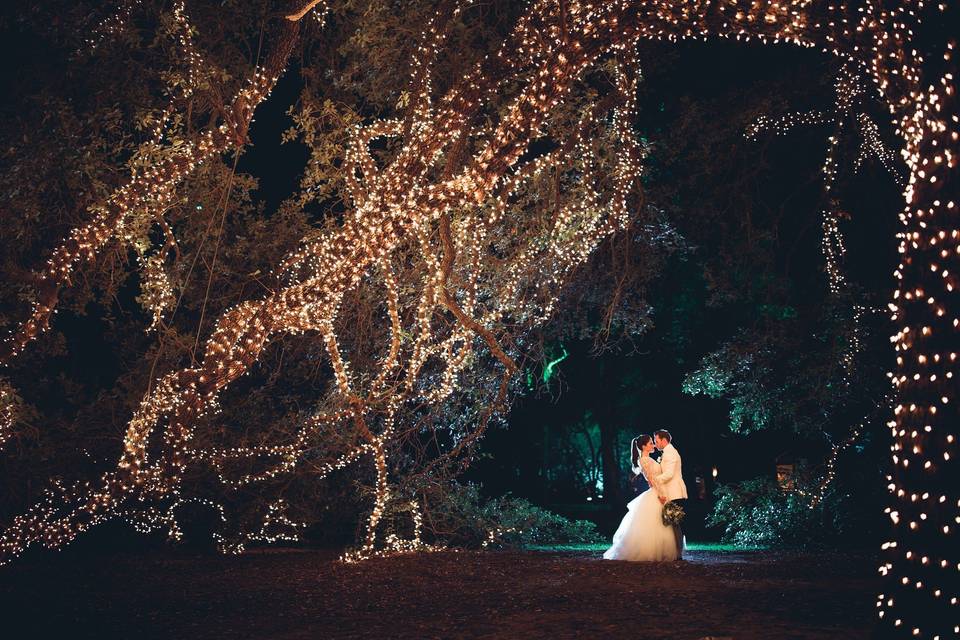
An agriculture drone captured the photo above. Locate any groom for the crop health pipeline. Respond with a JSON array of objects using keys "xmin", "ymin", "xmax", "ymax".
[{"xmin": 654, "ymin": 429, "xmax": 687, "ymax": 558}]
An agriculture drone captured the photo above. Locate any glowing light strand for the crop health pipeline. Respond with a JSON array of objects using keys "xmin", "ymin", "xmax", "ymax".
[{"xmin": 0, "ymin": 3, "xmax": 312, "ymax": 364}]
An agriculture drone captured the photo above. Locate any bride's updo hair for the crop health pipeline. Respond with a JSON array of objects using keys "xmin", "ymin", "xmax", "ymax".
[{"xmin": 631, "ymin": 434, "xmax": 653, "ymax": 469}]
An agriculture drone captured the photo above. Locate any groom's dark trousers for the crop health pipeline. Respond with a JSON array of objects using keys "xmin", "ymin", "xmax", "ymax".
[{"xmin": 670, "ymin": 498, "xmax": 688, "ymax": 559}]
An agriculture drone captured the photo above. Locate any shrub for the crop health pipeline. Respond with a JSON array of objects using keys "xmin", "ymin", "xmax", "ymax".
[
  {"xmin": 420, "ymin": 482, "xmax": 604, "ymax": 548},
  {"xmin": 707, "ymin": 476, "xmax": 843, "ymax": 548}
]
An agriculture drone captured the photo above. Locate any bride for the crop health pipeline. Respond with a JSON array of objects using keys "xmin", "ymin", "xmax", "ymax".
[{"xmin": 603, "ymin": 434, "xmax": 681, "ymax": 561}]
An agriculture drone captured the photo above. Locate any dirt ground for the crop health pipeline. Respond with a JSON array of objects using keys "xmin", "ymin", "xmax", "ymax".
[{"xmin": 0, "ymin": 546, "xmax": 878, "ymax": 639}]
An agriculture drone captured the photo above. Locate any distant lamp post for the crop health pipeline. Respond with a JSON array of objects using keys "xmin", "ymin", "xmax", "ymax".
[
  {"xmin": 776, "ymin": 464, "xmax": 796, "ymax": 491},
  {"xmin": 711, "ymin": 466, "xmax": 718, "ymax": 480}
]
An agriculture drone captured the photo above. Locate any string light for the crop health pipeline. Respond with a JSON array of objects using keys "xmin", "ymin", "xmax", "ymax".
[
  {"xmin": 797, "ymin": 396, "xmax": 891, "ymax": 509},
  {"xmin": 83, "ymin": 0, "xmax": 143, "ymax": 52},
  {"xmin": 747, "ymin": 63, "xmax": 909, "ymax": 528},
  {"xmin": 747, "ymin": 64, "xmax": 903, "ymax": 296},
  {"xmin": 0, "ymin": 0, "xmax": 305, "ymax": 364},
  {"xmin": 481, "ymin": 526, "xmax": 518, "ymax": 549},
  {"xmin": 0, "ymin": 378, "xmax": 18, "ymax": 450}
]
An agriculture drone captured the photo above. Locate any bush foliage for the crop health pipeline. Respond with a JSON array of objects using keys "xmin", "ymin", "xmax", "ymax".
[
  {"xmin": 707, "ymin": 474, "xmax": 862, "ymax": 548},
  {"xmin": 419, "ymin": 483, "xmax": 603, "ymax": 549}
]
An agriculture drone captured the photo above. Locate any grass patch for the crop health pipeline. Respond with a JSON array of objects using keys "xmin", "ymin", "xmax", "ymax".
[{"xmin": 524, "ymin": 541, "xmax": 767, "ymax": 553}]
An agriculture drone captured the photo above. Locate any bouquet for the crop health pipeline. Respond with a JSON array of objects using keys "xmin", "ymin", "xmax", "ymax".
[{"xmin": 661, "ymin": 500, "xmax": 685, "ymax": 527}]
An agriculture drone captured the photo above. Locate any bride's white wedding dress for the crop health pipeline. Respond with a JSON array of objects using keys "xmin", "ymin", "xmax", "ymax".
[{"xmin": 603, "ymin": 455, "xmax": 681, "ymax": 561}]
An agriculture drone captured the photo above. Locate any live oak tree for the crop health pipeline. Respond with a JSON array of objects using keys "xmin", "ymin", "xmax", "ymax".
[{"xmin": 0, "ymin": 2, "xmax": 955, "ymax": 636}]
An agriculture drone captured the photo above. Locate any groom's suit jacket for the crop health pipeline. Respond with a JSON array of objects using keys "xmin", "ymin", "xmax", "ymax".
[{"xmin": 658, "ymin": 443, "xmax": 688, "ymax": 501}]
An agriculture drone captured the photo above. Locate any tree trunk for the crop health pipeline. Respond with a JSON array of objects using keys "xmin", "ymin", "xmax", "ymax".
[
  {"xmin": 598, "ymin": 365, "xmax": 622, "ymax": 506},
  {"xmin": 599, "ymin": 420, "xmax": 622, "ymax": 505}
]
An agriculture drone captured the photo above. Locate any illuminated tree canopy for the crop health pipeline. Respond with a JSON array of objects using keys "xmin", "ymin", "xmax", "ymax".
[{"xmin": 0, "ymin": 1, "xmax": 955, "ymax": 637}]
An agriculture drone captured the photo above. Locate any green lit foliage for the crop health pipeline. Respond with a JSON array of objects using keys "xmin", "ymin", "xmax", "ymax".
[
  {"xmin": 708, "ymin": 475, "xmax": 851, "ymax": 548},
  {"xmin": 541, "ymin": 345, "xmax": 569, "ymax": 385},
  {"xmin": 420, "ymin": 482, "xmax": 602, "ymax": 548},
  {"xmin": 682, "ymin": 337, "xmax": 777, "ymax": 434},
  {"xmin": 529, "ymin": 410, "xmax": 605, "ymax": 498},
  {"xmin": 683, "ymin": 300, "xmax": 886, "ymax": 437}
]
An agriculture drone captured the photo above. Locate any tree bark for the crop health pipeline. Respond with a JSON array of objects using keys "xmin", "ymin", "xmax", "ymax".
[{"xmin": 597, "ymin": 363, "xmax": 622, "ymax": 506}]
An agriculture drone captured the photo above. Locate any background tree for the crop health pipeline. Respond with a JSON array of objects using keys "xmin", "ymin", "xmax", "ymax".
[{"xmin": 470, "ymin": 44, "xmax": 894, "ymax": 547}]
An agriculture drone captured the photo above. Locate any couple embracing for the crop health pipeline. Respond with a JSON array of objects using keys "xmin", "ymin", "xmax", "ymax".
[{"xmin": 603, "ymin": 430, "xmax": 687, "ymax": 562}]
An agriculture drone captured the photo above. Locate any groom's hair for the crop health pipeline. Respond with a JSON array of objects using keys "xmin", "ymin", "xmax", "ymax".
[{"xmin": 654, "ymin": 429, "xmax": 672, "ymax": 443}]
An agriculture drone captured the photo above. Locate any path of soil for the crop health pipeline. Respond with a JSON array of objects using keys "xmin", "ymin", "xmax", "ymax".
[{"xmin": 0, "ymin": 547, "xmax": 878, "ymax": 639}]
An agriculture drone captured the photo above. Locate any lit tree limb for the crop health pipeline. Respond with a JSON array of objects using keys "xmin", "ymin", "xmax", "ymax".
[
  {"xmin": 0, "ymin": 8, "xmax": 306, "ymax": 363},
  {"xmin": 286, "ymin": 0, "xmax": 327, "ymax": 22}
]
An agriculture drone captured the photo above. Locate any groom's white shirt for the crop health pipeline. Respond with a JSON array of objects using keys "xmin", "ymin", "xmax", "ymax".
[{"xmin": 658, "ymin": 443, "xmax": 688, "ymax": 501}]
